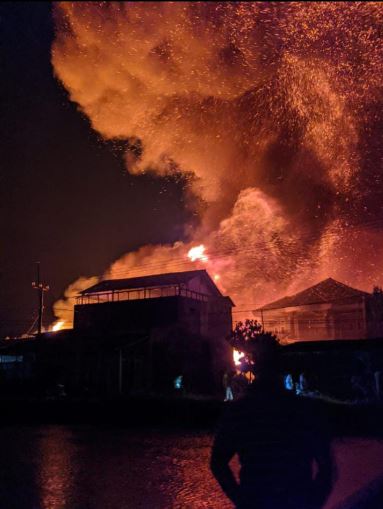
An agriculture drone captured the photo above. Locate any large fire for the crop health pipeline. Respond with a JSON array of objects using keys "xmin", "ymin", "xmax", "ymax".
[{"xmin": 51, "ymin": 2, "xmax": 383, "ymax": 326}]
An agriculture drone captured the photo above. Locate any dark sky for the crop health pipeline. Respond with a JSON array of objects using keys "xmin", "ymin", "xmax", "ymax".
[{"xmin": 1, "ymin": 3, "xmax": 191, "ymax": 337}]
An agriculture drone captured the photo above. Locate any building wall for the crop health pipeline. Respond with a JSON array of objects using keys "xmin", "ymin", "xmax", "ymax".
[
  {"xmin": 73, "ymin": 293, "xmax": 233, "ymax": 394},
  {"xmin": 177, "ymin": 297, "xmax": 208, "ymax": 336},
  {"xmin": 74, "ymin": 297, "xmax": 180, "ymax": 333},
  {"xmin": 256, "ymin": 297, "xmax": 367, "ymax": 342},
  {"xmin": 186, "ymin": 275, "xmax": 215, "ymax": 297},
  {"xmin": 75, "ymin": 294, "xmax": 232, "ymax": 339}
]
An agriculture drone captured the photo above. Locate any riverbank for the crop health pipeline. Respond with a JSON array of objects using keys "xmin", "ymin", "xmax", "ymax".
[{"xmin": 0, "ymin": 396, "xmax": 382, "ymax": 438}]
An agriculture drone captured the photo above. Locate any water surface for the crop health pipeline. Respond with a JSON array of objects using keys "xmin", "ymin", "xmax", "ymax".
[{"xmin": 0, "ymin": 426, "xmax": 382, "ymax": 508}]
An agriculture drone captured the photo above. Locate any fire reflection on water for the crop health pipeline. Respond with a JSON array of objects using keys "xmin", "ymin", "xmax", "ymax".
[{"xmin": 37, "ymin": 427, "xmax": 76, "ymax": 509}]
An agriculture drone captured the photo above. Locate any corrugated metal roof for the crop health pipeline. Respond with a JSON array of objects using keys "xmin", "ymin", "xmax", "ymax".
[
  {"xmin": 80, "ymin": 269, "xmax": 223, "ymax": 296},
  {"xmin": 257, "ymin": 278, "xmax": 369, "ymax": 311}
]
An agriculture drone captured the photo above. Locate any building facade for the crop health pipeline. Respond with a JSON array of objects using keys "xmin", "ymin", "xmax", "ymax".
[
  {"xmin": 254, "ymin": 278, "xmax": 383, "ymax": 343},
  {"xmin": 74, "ymin": 270, "xmax": 234, "ymax": 394}
]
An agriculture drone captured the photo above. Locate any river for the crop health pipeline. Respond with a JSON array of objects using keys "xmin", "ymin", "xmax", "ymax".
[{"xmin": 0, "ymin": 426, "xmax": 382, "ymax": 508}]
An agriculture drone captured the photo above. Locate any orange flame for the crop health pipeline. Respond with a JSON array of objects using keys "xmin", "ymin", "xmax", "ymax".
[
  {"xmin": 52, "ymin": 320, "xmax": 65, "ymax": 332},
  {"xmin": 187, "ymin": 245, "xmax": 208, "ymax": 263},
  {"xmin": 233, "ymin": 349, "xmax": 245, "ymax": 366}
]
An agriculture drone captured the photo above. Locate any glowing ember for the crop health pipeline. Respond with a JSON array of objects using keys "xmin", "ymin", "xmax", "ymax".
[
  {"xmin": 52, "ymin": 321, "xmax": 65, "ymax": 332},
  {"xmin": 214, "ymin": 274, "xmax": 220, "ymax": 281},
  {"xmin": 233, "ymin": 350, "xmax": 245, "ymax": 366},
  {"xmin": 187, "ymin": 245, "xmax": 208, "ymax": 263}
]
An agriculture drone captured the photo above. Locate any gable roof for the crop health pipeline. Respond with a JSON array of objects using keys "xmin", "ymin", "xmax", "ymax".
[
  {"xmin": 256, "ymin": 278, "xmax": 369, "ymax": 311},
  {"xmin": 80, "ymin": 269, "xmax": 223, "ymax": 297}
]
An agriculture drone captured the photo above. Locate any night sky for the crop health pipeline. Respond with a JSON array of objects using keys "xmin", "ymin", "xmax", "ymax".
[{"xmin": 1, "ymin": 3, "xmax": 191, "ymax": 337}]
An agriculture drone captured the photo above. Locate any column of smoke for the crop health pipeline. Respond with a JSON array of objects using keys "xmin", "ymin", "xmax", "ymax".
[{"xmin": 52, "ymin": 2, "xmax": 383, "ymax": 327}]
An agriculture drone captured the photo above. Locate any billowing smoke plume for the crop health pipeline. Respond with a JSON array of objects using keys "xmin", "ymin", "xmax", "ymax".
[
  {"xmin": 52, "ymin": 275, "xmax": 99, "ymax": 329},
  {"xmin": 52, "ymin": 2, "xmax": 383, "ymax": 323}
]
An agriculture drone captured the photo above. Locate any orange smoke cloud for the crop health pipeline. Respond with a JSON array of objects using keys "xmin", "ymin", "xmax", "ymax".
[
  {"xmin": 53, "ymin": 275, "xmax": 99, "ymax": 328},
  {"xmin": 52, "ymin": 2, "xmax": 383, "ymax": 321}
]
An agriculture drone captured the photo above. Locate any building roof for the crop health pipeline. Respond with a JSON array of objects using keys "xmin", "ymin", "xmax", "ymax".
[
  {"xmin": 80, "ymin": 269, "xmax": 223, "ymax": 297},
  {"xmin": 256, "ymin": 278, "xmax": 369, "ymax": 311}
]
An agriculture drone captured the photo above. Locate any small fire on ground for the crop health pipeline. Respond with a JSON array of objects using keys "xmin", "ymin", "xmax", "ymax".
[
  {"xmin": 52, "ymin": 320, "xmax": 65, "ymax": 332},
  {"xmin": 233, "ymin": 349, "xmax": 245, "ymax": 366}
]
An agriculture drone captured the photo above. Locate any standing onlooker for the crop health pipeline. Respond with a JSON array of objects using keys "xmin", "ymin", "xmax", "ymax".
[
  {"xmin": 211, "ymin": 340, "xmax": 336, "ymax": 509},
  {"xmin": 231, "ymin": 371, "xmax": 249, "ymax": 400},
  {"xmin": 223, "ymin": 370, "xmax": 234, "ymax": 402}
]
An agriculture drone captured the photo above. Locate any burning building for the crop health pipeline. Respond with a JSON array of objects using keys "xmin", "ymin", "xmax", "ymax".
[
  {"xmin": 74, "ymin": 269, "xmax": 234, "ymax": 394},
  {"xmin": 254, "ymin": 278, "xmax": 383, "ymax": 343}
]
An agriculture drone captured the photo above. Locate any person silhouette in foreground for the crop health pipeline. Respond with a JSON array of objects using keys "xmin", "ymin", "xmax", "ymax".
[{"xmin": 211, "ymin": 340, "xmax": 336, "ymax": 509}]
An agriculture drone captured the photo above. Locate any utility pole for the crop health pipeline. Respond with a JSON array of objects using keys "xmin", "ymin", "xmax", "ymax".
[
  {"xmin": 118, "ymin": 347, "xmax": 123, "ymax": 395},
  {"xmin": 32, "ymin": 262, "xmax": 49, "ymax": 335}
]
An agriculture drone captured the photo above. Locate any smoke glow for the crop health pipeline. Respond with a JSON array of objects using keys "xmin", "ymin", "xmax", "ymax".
[{"xmin": 51, "ymin": 2, "xmax": 383, "ymax": 323}]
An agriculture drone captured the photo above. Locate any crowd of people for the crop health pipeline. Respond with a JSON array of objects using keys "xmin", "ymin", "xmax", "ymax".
[{"xmin": 223, "ymin": 370, "xmax": 316, "ymax": 402}]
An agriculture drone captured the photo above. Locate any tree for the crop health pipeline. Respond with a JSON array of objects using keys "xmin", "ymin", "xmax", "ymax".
[{"xmin": 227, "ymin": 319, "xmax": 280, "ymax": 374}]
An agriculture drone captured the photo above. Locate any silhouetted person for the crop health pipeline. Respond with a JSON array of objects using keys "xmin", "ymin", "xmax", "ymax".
[
  {"xmin": 332, "ymin": 473, "xmax": 383, "ymax": 509},
  {"xmin": 284, "ymin": 373, "xmax": 294, "ymax": 391},
  {"xmin": 349, "ymin": 360, "xmax": 376, "ymax": 404},
  {"xmin": 223, "ymin": 370, "xmax": 234, "ymax": 401},
  {"xmin": 173, "ymin": 374, "xmax": 184, "ymax": 396},
  {"xmin": 231, "ymin": 372, "xmax": 249, "ymax": 400},
  {"xmin": 211, "ymin": 340, "xmax": 336, "ymax": 509}
]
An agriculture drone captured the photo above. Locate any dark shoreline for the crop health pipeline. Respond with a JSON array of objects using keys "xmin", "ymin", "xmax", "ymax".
[{"xmin": 0, "ymin": 397, "xmax": 382, "ymax": 438}]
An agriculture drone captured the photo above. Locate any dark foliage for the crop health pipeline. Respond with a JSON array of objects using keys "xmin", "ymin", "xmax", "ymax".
[{"xmin": 227, "ymin": 319, "xmax": 281, "ymax": 373}]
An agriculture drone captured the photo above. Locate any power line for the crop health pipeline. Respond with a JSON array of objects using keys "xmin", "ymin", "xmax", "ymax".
[
  {"xmin": 24, "ymin": 315, "xmax": 39, "ymax": 336},
  {"xmin": 101, "ymin": 216, "xmax": 383, "ymax": 279},
  {"xmin": 19, "ymin": 214, "xmax": 383, "ymax": 315},
  {"xmin": 0, "ymin": 320, "xmax": 40, "ymax": 324}
]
